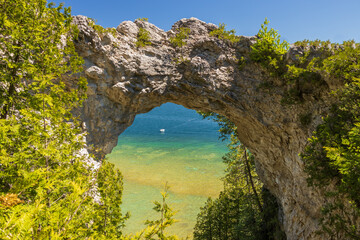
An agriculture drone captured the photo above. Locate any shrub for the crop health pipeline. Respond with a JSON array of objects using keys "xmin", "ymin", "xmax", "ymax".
[
  {"xmin": 136, "ymin": 27, "xmax": 151, "ymax": 47},
  {"xmin": 210, "ymin": 23, "xmax": 240, "ymax": 44},
  {"xmin": 250, "ymin": 18, "xmax": 289, "ymax": 75},
  {"xmin": 88, "ymin": 18, "xmax": 117, "ymax": 38},
  {"xmin": 136, "ymin": 17, "xmax": 148, "ymax": 22},
  {"xmin": 170, "ymin": 27, "xmax": 190, "ymax": 48}
]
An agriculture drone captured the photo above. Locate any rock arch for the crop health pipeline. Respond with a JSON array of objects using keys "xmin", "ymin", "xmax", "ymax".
[{"xmin": 73, "ymin": 16, "xmax": 335, "ymax": 239}]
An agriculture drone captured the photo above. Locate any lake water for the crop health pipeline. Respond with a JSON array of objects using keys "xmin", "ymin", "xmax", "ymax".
[{"xmin": 107, "ymin": 103, "xmax": 228, "ymax": 238}]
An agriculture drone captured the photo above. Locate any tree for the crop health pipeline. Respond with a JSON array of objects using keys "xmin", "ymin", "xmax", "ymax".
[
  {"xmin": 91, "ymin": 160, "xmax": 130, "ymax": 239},
  {"xmin": 0, "ymin": 1, "xmax": 127, "ymax": 239},
  {"xmin": 194, "ymin": 112, "xmax": 285, "ymax": 240},
  {"xmin": 301, "ymin": 59, "xmax": 360, "ymax": 238},
  {"xmin": 250, "ymin": 18, "xmax": 288, "ymax": 76},
  {"xmin": 123, "ymin": 183, "xmax": 179, "ymax": 240},
  {"xmin": 193, "ymin": 198, "xmax": 216, "ymax": 239},
  {"xmin": 193, "ymin": 137, "xmax": 264, "ymax": 240},
  {"xmin": 209, "ymin": 23, "xmax": 240, "ymax": 44}
]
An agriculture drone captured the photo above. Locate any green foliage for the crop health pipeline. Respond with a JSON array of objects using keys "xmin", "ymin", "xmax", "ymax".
[
  {"xmin": 197, "ymin": 111, "xmax": 237, "ymax": 141},
  {"xmin": 265, "ymin": 37, "xmax": 360, "ymax": 236},
  {"xmin": 251, "ymin": 21, "xmax": 359, "ymax": 107},
  {"xmin": 250, "ymin": 20, "xmax": 331, "ymax": 104},
  {"xmin": 299, "ymin": 112, "xmax": 312, "ymax": 127},
  {"xmin": 136, "ymin": 17, "xmax": 149, "ymax": 22},
  {"xmin": 322, "ymin": 40, "xmax": 360, "ymax": 82},
  {"xmin": 91, "ymin": 160, "xmax": 130, "ymax": 239},
  {"xmin": 136, "ymin": 28, "xmax": 152, "ymax": 48},
  {"xmin": 294, "ymin": 39, "xmax": 310, "ymax": 48},
  {"xmin": 250, "ymin": 18, "xmax": 289, "ymax": 75},
  {"xmin": 0, "ymin": 1, "xmax": 128, "ymax": 239},
  {"xmin": 0, "ymin": 0, "xmax": 92, "ymax": 238},
  {"xmin": 194, "ymin": 167, "xmax": 264, "ymax": 239},
  {"xmin": 301, "ymin": 46, "xmax": 360, "ymax": 190},
  {"xmin": 142, "ymin": 183, "xmax": 178, "ymax": 239},
  {"xmin": 209, "ymin": 23, "xmax": 240, "ymax": 44},
  {"xmin": 280, "ymin": 56, "xmax": 324, "ymax": 105},
  {"xmin": 0, "ymin": 0, "xmax": 86, "ymax": 119},
  {"xmin": 170, "ymin": 27, "xmax": 190, "ymax": 48},
  {"xmin": 194, "ymin": 114, "xmax": 285, "ymax": 239},
  {"xmin": 124, "ymin": 183, "xmax": 179, "ymax": 240},
  {"xmin": 294, "ymin": 39, "xmax": 333, "ymax": 50},
  {"xmin": 134, "ymin": 18, "xmax": 151, "ymax": 48},
  {"xmin": 301, "ymin": 72, "xmax": 360, "ymax": 237},
  {"xmin": 194, "ymin": 190, "xmax": 263, "ymax": 240},
  {"xmin": 260, "ymin": 188, "xmax": 287, "ymax": 240},
  {"xmin": 194, "ymin": 141, "xmax": 285, "ymax": 240},
  {"xmin": 88, "ymin": 18, "xmax": 117, "ymax": 38},
  {"xmin": 238, "ymin": 56, "xmax": 246, "ymax": 71},
  {"xmin": 280, "ymin": 88, "xmax": 302, "ymax": 105}
]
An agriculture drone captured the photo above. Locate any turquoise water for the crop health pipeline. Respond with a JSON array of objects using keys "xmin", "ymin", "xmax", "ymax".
[{"xmin": 107, "ymin": 103, "xmax": 228, "ymax": 238}]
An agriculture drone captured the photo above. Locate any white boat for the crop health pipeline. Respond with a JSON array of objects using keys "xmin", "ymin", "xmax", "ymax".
[{"xmin": 160, "ymin": 129, "xmax": 165, "ymax": 133}]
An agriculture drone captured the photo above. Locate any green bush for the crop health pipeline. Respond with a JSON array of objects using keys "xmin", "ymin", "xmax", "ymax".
[
  {"xmin": 88, "ymin": 18, "xmax": 117, "ymax": 38},
  {"xmin": 136, "ymin": 17, "xmax": 149, "ymax": 22},
  {"xmin": 136, "ymin": 27, "xmax": 151, "ymax": 48},
  {"xmin": 170, "ymin": 27, "xmax": 190, "ymax": 48},
  {"xmin": 250, "ymin": 18, "xmax": 289, "ymax": 76},
  {"xmin": 322, "ymin": 41, "xmax": 360, "ymax": 82},
  {"xmin": 209, "ymin": 23, "xmax": 240, "ymax": 44}
]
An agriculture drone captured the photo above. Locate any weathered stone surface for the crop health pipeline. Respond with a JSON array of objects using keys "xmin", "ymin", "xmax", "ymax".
[{"xmin": 72, "ymin": 15, "xmax": 350, "ymax": 239}]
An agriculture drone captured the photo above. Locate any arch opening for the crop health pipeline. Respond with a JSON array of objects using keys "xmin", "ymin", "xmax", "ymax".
[{"xmin": 107, "ymin": 103, "xmax": 229, "ymax": 237}]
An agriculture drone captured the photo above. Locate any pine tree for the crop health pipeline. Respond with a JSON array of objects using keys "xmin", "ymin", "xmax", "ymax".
[
  {"xmin": 91, "ymin": 160, "xmax": 130, "ymax": 238},
  {"xmin": 0, "ymin": 1, "xmax": 127, "ymax": 239},
  {"xmin": 123, "ymin": 183, "xmax": 179, "ymax": 240},
  {"xmin": 194, "ymin": 113, "xmax": 285, "ymax": 240}
]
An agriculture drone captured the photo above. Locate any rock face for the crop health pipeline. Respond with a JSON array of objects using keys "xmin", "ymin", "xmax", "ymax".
[{"xmin": 72, "ymin": 16, "xmax": 341, "ymax": 239}]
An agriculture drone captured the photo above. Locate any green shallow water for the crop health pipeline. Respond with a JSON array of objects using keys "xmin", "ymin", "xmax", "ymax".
[{"xmin": 107, "ymin": 103, "xmax": 228, "ymax": 238}]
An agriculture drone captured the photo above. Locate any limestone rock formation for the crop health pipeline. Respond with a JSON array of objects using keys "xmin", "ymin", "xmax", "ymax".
[{"xmin": 72, "ymin": 15, "xmax": 341, "ymax": 239}]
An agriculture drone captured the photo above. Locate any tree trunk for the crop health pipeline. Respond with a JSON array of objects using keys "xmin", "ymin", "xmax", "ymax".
[{"xmin": 243, "ymin": 148, "xmax": 263, "ymax": 212}]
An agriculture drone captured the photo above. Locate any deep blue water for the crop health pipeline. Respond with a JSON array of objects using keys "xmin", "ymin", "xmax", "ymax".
[{"xmin": 121, "ymin": 102, "xmax": 224, "ymax": 143}]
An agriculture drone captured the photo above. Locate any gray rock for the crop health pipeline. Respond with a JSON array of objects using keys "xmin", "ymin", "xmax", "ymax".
[
  {"xmin": 72, "ymin": 15, "xmax": 357, "ymax": 239},
  {"xmin": 116, "ymin": 21, "xmax": 139, "ymax": 37}
]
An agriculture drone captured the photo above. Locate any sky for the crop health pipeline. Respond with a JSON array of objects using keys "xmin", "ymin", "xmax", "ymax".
[{"xmin": 52, "ymin": 0, "xmax": 360, "ymax": 43}]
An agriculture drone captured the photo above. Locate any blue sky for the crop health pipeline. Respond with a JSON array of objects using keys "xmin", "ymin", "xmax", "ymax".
[{"xmin": 53, "ymin": 0, "xmax": 360, "ymax": 43}]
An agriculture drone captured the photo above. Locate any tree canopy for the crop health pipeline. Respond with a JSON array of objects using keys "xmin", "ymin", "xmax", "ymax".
[{"xmin": 0, "ymin": 0, "xmax": 127, "ymax": 239}]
